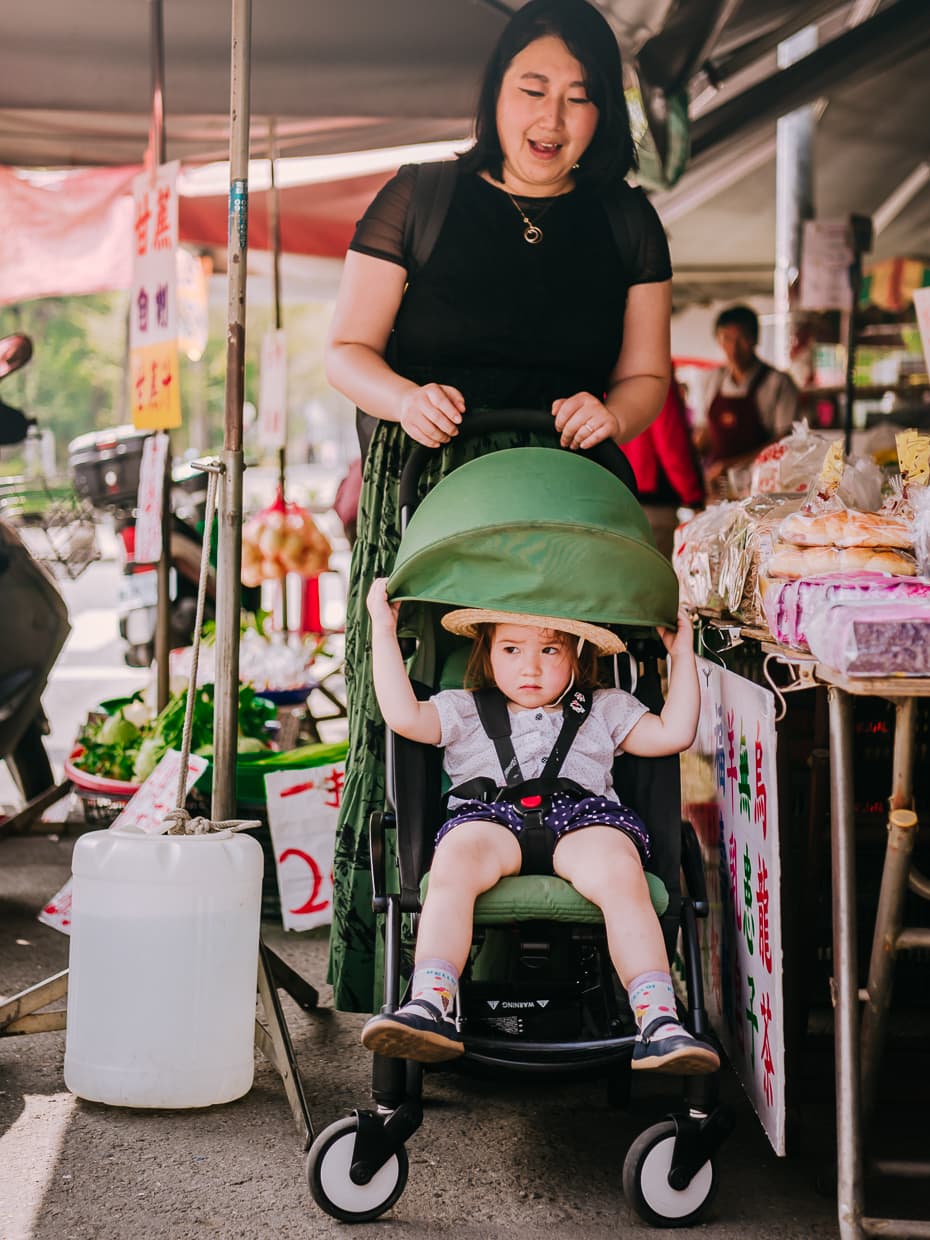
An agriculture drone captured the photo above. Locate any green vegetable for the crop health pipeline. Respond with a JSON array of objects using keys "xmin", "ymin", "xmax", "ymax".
[
  {"xmin": 75, "ymin": 683, "xmax": 275, "ymax": 784},
  {"xmin": 97, "ymin": 712, "xmax": 141, "ymax": 748}
]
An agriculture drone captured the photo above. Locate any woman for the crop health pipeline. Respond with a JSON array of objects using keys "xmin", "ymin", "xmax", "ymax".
[{"xmin": 325, "ymin": 0, "xmax": 672, "ymax": 1013}]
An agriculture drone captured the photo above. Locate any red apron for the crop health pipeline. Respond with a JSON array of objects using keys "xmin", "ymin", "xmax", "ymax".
[{"xmin": 705, "ymin": 364, "xmax": 771, "ymax": 462}]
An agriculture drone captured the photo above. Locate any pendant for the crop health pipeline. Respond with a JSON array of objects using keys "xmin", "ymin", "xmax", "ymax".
[{"xmin": 523, "ymin": 223, "xmax": 543, "ymax": 245}]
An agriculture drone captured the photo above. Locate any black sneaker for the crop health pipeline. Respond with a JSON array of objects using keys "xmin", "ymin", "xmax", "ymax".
[
  {"xmin": 632, "ymin": 1017, "xmax": 720, "ymax": 1074},
  {"xmin": 360, "ymin": 999, "xmax": 464, "ymax": 1063}
]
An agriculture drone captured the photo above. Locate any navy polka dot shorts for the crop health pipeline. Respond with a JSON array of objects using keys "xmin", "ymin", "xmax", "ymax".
[{"xmin": 436, "ymin": 791, "xmax": 651, "ymax": 864}]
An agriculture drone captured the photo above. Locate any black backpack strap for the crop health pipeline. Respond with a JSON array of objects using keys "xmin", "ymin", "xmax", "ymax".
[
  {"xmin": 540, "ymin": 688, "xmax": 593, "ymax": 780},
  {"xmin": 403, "ymin": 159, "xmax": 459, "ymax": 275},
  {"xmin": 473, "ymin": 687, "xmax": 524, "ymax": 788}
]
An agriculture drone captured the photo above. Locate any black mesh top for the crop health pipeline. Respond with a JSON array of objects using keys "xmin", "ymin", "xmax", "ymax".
[{"xmin": 349, "ymin": 164, "xmax": 671, "ymax": 413}]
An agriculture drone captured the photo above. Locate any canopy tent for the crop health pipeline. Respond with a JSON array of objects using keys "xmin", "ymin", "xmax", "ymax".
[{"xmin": 2, "ymin": 0, "xmax": 929, "ymax": 306}]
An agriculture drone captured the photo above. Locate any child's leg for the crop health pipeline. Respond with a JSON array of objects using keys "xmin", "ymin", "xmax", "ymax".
[
  {"xmin": 415, "ymin": 819, "xmax": 522, "ymax": 971},
  {"xmin": 553, "ymin": 825, "xmax": 719, "ymax": 1075},
  {"xmin": 361, "ymin": 819, "xmax": 520, "ymax": 1062}
]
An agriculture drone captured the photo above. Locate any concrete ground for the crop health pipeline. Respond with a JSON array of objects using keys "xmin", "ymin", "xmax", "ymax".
[{"xmin": 0, "ymin": 828, "xmax": 882, "ymax": 1240}]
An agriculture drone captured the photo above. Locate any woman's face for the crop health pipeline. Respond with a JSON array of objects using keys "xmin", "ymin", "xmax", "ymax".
[{"xmin": 495, "ymin": 35, "xmax": 599, "ymax": 196}]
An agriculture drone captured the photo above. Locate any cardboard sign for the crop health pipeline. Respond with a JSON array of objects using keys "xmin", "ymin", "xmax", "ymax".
[
  {"xmin": 133, "ymin": 431, "xmax": 169, "ymax": 564},
  {"xmin": 264, "ymin": 761, "xmax": 345, "ymax": 931},
  {"xmin": 681, "ymin": 659, "xmax": 786, "ymax": 1154},
  {"xmin": 129, "ymin": 162, "xmax": 182, "ymax": 430},
  {"xmin": 38, "ymin": 749, "xmax": 208, "ymax": 935}
]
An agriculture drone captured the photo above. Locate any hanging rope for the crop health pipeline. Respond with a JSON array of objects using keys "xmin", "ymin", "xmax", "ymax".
[{"xmin": 163, "ymin": 461, "xmax": 260, "ymax": 837}]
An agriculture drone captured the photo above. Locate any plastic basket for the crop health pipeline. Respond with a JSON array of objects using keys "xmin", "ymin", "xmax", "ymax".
[{"xmin": 64, "ymin": 750, "xmax": 140, "ymax": 826}]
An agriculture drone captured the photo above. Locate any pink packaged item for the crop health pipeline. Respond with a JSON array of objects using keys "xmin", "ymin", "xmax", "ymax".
[
  {"xmin": 761, "ymin": 573, "xmax": 930, "ymax": 651},
  {"xmin": 805, "ymin": 602, "xmax": 930, "ymax": 676}
]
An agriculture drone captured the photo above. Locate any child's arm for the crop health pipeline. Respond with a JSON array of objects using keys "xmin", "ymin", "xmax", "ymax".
[
  {"xmin": 367, "ymin": 578, "xmax": 442, "ymax": 745},
  {"xmin": 621, "ymin": 609, "xmax": 700, "ymax": 757}
]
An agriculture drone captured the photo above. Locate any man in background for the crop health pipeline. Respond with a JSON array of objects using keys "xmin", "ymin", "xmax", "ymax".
[{"xmin": 694, "ymin": 304, "xmax": 800, "ymax": 486}]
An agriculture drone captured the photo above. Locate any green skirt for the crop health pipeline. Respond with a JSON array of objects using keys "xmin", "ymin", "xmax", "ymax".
[{"xmin": 327, "ymin": 416, "xmax": 555, "ymax": 1013}]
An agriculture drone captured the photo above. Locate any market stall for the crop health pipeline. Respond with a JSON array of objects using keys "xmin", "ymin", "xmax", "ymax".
[{"xmin": 673, "ymin": 405, "xmax": 930, "ymax": 1236}]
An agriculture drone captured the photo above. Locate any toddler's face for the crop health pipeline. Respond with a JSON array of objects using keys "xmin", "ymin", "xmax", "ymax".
[{"xmin": 489, "ymin": 624, "xmax": 573, "ymax": 710}]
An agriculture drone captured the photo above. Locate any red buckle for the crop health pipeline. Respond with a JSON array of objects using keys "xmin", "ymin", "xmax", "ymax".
[{"xmin": 520, "ymin": 794, "xmax": 543, "ymax": 809}]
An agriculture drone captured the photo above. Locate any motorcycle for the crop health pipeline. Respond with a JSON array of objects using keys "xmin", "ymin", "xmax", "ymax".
[
  {"xmin": 0, "ymin": 334, "xmax": 69, "ymax": 816},
  {"xmin": 69, "ymin": 426, "xmax": 259, "ymax": 668}
]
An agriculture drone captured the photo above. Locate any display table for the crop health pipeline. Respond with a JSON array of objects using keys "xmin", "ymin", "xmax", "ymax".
[{"xmin": 730, "ymin": 628, "xmax": 930, "ymax": 1239}]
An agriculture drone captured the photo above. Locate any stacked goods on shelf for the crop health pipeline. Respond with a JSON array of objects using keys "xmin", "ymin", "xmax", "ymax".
[{"xmin": 758, "ymin": 433, "xmax": 930, "ymax": 674}]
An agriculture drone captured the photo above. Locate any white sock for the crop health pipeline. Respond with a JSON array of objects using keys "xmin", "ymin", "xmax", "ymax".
[
  {"xmin": 628, "ymin": 970, "xmax": 686, "ymax": 1038},
  {"xmin": 408, "ymin": 958, "xmax": 459, "ymax": 1017}
]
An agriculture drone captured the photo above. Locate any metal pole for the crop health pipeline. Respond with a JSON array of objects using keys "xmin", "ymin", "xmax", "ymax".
[
  {"xmin": 149, "ymin": 0, "xmax": 172, "ymax": 712},
  {"xmin": 212, "ymin": 0, "xmax": 252, "ymax": 820},
  {"xmin": 828, "ymin": 687, "xmax": 865, "ymax": 1239},
  {"xmin": 773, "ymin": 26, "xmax": 816, "ymax": 371},
  {"xmin": 268, "ymin": 117, "xmax": 288, "ymax": 633},
  {"xmin": 859, "ymin": 699, "xmax": 917, "ymax": 1130}
]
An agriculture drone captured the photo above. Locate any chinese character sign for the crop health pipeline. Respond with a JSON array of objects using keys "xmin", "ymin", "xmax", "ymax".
[
  {"xmin": 258, "ymin": 328, "xmax": 288, "ymax": 450},
  {"xmin": 680, "ymin": 659, "xmax": 785, "ymax": 1154},
  {"xmin": 264, "ymin": 757, "xmax": 347, "ymax": 931},
  {"xmin": 133, "ymin": 431, "xmax": 169, "ymax": 564},
  {"xmin": 130, "ymin": 162, "xmax": 182, "ymax": 430}
]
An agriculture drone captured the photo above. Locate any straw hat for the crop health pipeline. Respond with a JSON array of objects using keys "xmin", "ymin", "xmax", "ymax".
[{"xmin": 441, "ymin": 608, "xmax": 625, "ymax": 655}]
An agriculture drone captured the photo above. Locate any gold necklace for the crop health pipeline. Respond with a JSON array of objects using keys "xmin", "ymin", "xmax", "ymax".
[{"xmin": 506, "ymin": 193, "xmax": 554, "ymax": 245}]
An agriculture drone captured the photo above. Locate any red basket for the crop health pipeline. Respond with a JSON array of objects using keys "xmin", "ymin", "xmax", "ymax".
[{"xmin": 65, "ymin": 747, "xmax": 140, "ymax": 826}]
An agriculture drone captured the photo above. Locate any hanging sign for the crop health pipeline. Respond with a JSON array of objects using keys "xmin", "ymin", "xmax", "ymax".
[
  {"xmin": 177, "ymin": 249, "xmax": 212, "ymax": 363},
  {"xmin": 680, "ymin": 659, "xmax": 786, "ymax": 1154},
  {"xmin": 38, "ymin": 750, "xmax": 208, "ymax": 935},
  {"xmin": 133, "ymin": 431, "xmax": 170, "ymax": 564},
  {"xmin": 258, "ymin": 328, "xmax": 288, "ymax": 449},
  {"xmin": 913, "ymin": 287, "xmax": 930, "ymax": 377},
  {"xmin": 129, "ymin": 162, "xmax": 182, "ymax": 430},
  {"xmin": 264, "ymin": 758, "xmax": 345, "ymax": 931}
]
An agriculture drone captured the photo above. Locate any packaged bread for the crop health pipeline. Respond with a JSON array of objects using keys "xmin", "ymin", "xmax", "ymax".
[
  {"xmin": 778, "ymin": 508, "xmax": 914, "ymax": 550},
  {"xmin": 766, "ymin": 543, "xmax": 917, "ymax": 579}
]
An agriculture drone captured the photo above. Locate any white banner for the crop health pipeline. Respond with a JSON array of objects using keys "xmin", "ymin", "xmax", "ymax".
[
  {"xmin": 681, "ymin": 659, "xmax": 786, "ymax": 1154},
  {"xmin": 133, "ymin": 430, "xmax": 169, "ymax": 564},
  {"xmin": 264, "ymin": 761, "xmax": 345, "ymax": 930},
  {"xmin": 258, "ymin": 328, "xmax": 288, "ymax": 449}
]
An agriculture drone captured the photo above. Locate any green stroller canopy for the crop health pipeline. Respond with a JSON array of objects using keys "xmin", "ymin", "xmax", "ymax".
[{"xmin": 388, "ymin": 447, "xmax": 679, "ymax": 629}]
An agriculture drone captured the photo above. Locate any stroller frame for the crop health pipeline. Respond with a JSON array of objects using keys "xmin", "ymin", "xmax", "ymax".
[{"xmin": 307, "ymin": 413, "xmax": 733, "ymax": 1226}]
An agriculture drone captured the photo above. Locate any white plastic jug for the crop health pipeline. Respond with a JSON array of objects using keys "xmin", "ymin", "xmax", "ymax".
[{"xmin": 64, "ymin": 827, "xmax": 263, "ymax": 1108}]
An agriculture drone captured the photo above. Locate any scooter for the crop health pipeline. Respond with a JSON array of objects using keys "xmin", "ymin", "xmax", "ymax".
[
  {"xmin": 69, "ymin": 426, "xmax": 260, "ymax": 668},
  {"xmin": 0, "ymin": 334, "xmax": 70, "ymax": 818}
]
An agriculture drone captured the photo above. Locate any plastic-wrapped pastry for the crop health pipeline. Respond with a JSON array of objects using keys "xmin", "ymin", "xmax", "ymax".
[
  {"xmin": 805, "ymin": 603, "xmax": 930, "ymax": 676},
  {"xmin": 761, "ymin": 573, "xmax": 930, "ymax": 650},
  {"xmin": 766, "ymin": 544, "xmax": 917, "ymax": 579},
  {"xmin": 778, "ymin": 508, "xmax": 914, "ymax": 549}
]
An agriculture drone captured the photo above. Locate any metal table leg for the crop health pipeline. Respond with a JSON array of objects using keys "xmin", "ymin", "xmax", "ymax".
[
  {"xmin": 860, "ymin": 698, "xmax": 917, "ymax": 1130},
  {"xmin": 828, "ymin": 686, "xmax": 864, "ymax": 1240}
]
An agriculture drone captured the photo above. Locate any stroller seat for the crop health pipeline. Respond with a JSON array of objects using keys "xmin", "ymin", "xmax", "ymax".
[{"xmin": 424, "ymin": 851, "xmax": 669, "ymax": 925}]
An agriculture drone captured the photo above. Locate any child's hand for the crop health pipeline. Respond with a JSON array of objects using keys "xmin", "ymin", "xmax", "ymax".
[
  {"xmin": 367, "ymin": 577, "xmax": 400, "ymax": 631},
  {"xmin": 658, "ymin": 608, "xmax": 695, "ymax": 660}
]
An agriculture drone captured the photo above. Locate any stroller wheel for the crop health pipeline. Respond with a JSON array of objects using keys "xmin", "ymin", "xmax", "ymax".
[
  {"xmin": 622, "ymin": 1120, "xmax": 717, "ymax": 1228},
  {"xmin": 306, "ymin": 1116, "xmax": 409, "ymax": 1223}
]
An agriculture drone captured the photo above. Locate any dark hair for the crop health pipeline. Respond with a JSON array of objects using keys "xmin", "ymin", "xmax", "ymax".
[
  {"xmin": 464, "ymin": 623, "xmax": 602, "ymax": 692},
  {"xmin": 714, "ymin": 304, "xmax": 759, "ymax": 345},
  {"xmin": 458, "ymin": 0, "xmax": 637, "ymax": 190}
]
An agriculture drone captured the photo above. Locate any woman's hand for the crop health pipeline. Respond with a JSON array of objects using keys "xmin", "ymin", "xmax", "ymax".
[
  {"xmin": 658, "ymin": 608, "xmax": 695, "ymax": 661},
  {"xmin": 367, "ymin": 577, "xmax": 400, "ymax": 632},
  {"xmin": 552, "ymin": 393, "xmax": 620, "ymax": 450},
  {"xmin": 399, "ymin": 383, "xmax": 465, "ymax": 447}
]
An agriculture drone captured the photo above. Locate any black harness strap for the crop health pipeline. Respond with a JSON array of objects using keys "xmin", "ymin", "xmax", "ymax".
[{"xmin": 464, "ymin": 687, "xmax": 594, "ymax": 875}]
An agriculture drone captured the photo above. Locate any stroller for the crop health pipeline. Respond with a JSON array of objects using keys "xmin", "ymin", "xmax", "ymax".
[{"xmin": 307, "ymin": 411, "xmax": 732, "ymax": 1227}]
